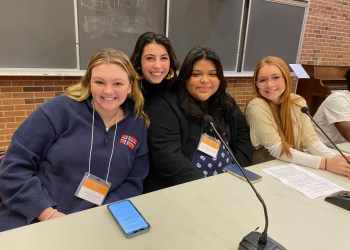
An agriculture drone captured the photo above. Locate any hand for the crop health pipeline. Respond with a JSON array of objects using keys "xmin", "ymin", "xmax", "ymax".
[
  {"xmin": 37, "ymin": 207, "xmax": 66, "ymax": 221},
  {"xmin": 49, "ymin": 210, "xmax": 65, "ymax": 220},
  {"xmin": 326, "ymin": 155, "xmax": 350, "ymax": 178}
]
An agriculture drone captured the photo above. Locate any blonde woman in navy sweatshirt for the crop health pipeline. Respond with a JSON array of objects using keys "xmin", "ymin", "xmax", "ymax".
[{"xmin": 0, "ymin": 48, "xmax": 149, "ymax": 232}]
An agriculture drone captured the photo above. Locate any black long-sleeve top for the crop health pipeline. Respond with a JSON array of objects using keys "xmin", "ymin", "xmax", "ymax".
[{"xmin": 143, "ymin": 91, "xmax": 252, "ymax": 192}]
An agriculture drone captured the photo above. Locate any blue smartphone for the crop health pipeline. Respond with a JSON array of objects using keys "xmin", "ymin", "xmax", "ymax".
[
  {"xmin": 107, "ymin": 200, "xmax": 150, "ymax": 238},
  {"xmin": 224, "ymin": 164, "xmax": 262, "ymax": 183}
]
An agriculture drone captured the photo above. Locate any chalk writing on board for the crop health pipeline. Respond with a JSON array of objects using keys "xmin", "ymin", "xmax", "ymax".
[
  {"xmin": 82, "ymin": 15, "xmax": 158, "ymax": 38},
  {"xmin": 81, "ymin": 0, "xmax": 152, "ymax": 10},
  {"xmin": 80, "ymin": 0, "xmax": 157, "ymax": 38}
]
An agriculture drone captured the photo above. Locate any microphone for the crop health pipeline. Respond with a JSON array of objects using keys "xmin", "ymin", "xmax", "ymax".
[
  {"xmin": 204, "ymin": 115, "xmax": 285, "ymax": 250},
  {"xmin": 301, "ymin": 107, "xmax": 350, "ymax": 211},
  {"xmin": 301, "ymin": 107, "xmax": 350, "ymax": 165}
]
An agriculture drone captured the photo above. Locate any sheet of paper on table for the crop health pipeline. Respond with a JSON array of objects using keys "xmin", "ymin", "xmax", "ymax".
[{"xmin": 262, "ymin": 163, "xmax": 345, "ymax": 199}]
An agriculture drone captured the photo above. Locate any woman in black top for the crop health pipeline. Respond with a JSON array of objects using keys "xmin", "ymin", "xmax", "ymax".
[
  {"xmin": 130, "ymin": 32, "xmax": 179, "ymax": 102},
  {"xmin": 144, "ymin": 47, "xmax": 253, "ymax": 192}
]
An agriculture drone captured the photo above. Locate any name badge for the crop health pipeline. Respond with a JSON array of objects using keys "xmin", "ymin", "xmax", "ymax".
[
  {"xmin": 75, "ymin": 172, "xmax": 111, "ymax": 206},
  {"xmin": 197, "ymin": 133, "xmax": 220, "ymax": 158}
]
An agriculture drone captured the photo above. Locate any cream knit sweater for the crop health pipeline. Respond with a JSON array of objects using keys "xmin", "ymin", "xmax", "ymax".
[{"xmin": 245, "ymin": 94, "xmax": 336, "ymax": 169}]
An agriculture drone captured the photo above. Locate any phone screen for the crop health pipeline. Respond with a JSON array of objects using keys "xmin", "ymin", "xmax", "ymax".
[
  {"xmin": 107, "ymin": 200, "xmax": 150, "ymax": 237},
  {"xmin": 224, "ymin": 164, "xmax": 262, "ymax": 183}
]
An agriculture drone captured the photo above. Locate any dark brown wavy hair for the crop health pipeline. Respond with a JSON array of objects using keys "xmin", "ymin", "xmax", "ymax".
[
  {"xmin": 130, "ymin": 31, "xmax": 179, "ymax": 81},
  {"xmin": 173, "ymin": 46, "xmax": 239, "ymax": 137}
]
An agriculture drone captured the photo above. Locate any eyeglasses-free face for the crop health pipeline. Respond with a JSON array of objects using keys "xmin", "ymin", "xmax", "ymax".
[
  {"xmin": 256, "ymin": 65, "xmax": 286, "ymax": 105},
  {"xmin": 186, "ymin": 59, "xmax": 220, "ymax": 102},
  {"xmin": 141, "ymin": 43, "xmax": 170, "ymax": 84},
  {"xmin": 90, "ymin": 63, "xmax": 132, "ymax": 116}
]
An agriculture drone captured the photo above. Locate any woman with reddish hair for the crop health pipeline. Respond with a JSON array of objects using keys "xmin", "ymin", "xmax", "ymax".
[{"xmin": 245, "ymin": 56, "xmax": 350, "ymax": 178}]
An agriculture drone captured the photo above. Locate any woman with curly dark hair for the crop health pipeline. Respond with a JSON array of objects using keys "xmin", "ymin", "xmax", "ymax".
[{"xmin": 130, "ymin": 31, "xmax": 179, "ymax": 103}]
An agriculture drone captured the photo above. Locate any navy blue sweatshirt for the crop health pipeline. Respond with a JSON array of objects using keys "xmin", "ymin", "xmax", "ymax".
[{"xmin": 0, "ymin": 95, "xmax": 149, "ymax": 232}]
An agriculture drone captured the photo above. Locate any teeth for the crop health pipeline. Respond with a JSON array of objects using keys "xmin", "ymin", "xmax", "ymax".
[
  {"xmin": 151, "ymin": 72, "xmax": 162, "ymax": 76},
  {"xmin": 103, "ymin": 97, "xmax": 115, "ymax": 101}
]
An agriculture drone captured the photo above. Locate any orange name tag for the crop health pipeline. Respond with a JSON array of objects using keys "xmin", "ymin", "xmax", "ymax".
[
  {"xmin": 82, "ymin": 178, "xmax": 109, "ymax": 195},
  {"xmin": 75, "ymin": 173, "xmax": 111, "ymax": 205},
  {"xmin": 197, "ymin": 133, "xmax": 220, "ymax": 158}
]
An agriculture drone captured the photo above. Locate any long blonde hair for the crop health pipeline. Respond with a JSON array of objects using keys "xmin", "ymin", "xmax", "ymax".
[
  {"xmin": 252, "ymin": 56, "xmax": 301, "ymax": 158},
  {"xmin": 65, "ymin": 48, "xmax": 149, "ymax": 127}
]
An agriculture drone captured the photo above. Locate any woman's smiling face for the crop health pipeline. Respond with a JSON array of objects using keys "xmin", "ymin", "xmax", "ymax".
[
  {"xmin": 256, "ymin": 64, "xmax": 286, "ymax": 105},
  {"xmin": 185, "ymin": 59, "xmax": 220, "ymax": 102},
  {"xmin": 140, "ymin": 43, "xmax": 170, "ymax": 84}
]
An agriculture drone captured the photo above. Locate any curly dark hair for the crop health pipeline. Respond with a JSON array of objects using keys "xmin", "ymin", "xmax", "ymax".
[
  {"xmin": 130, "ymin": 31, "xmax": 180, "ymax": 77},
  {"xmin": 173, "ymin": 46, "xmax": 239, "ymax": 137}
]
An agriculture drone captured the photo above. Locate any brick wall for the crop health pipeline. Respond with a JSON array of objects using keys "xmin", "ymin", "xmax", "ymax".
[
  {"xmin": 1, "ymin": 0, "xmax": 350, "ymax": 151},
  {"xmin": 0, "ymin": 77, "xmax": 80, "ymax": 151},
  {"xmin": 227, "ymin": 77, "xmax": 255, "ymax": 109},
  {"xmin": 299, "ymin": 0, "xmax": 350, "ymax": 65}
]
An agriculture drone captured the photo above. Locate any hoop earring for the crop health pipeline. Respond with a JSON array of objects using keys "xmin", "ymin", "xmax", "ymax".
[
  {"xmin": 136, "ymin": 72, "xmax": 143, "ymax": 80},
  {"xmin": 166, "ymin": 68, "xmax": 175, "ymax": 80}
]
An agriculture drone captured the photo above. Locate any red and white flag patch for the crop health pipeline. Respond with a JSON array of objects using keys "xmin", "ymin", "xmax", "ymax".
[{"xmin": 120, "ymin": 134, "xmax": 137, "ymax": 150}]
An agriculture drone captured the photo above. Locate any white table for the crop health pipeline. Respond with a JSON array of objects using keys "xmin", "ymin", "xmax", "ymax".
[{"xmin": 0, "ymin": 160, "xmax": 349, "ymax": 250}]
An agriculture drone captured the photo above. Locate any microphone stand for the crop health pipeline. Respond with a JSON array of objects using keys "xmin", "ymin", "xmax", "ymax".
[
  {"xmin": 301, "ymin": 107, "xmax": 350, "ymax": 211},
  {"xmin": 204, "ymin": 115, "xmax": 285, "ymax": 250},
  {"xmin": 301, "ymin": 107, "xmax": 350, "ymax": 164}
]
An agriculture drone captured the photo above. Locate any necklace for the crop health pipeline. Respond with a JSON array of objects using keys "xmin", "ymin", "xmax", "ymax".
[
  {"xmin": 91, "ymin": 99, "xmax": 119, "ymax": 133},
  {"xmin": 104, "ymin": 117, "xmax": 116, "ymax": 132},
  {"xmin": 104, "ymin": 109, "xmax": 120, "ymax": 133}
]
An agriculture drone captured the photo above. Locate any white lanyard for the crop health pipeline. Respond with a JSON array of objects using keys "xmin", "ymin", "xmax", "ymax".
[{"xmin": 88, "ymin": 107, "xmax": 118, "ymax": 183}]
